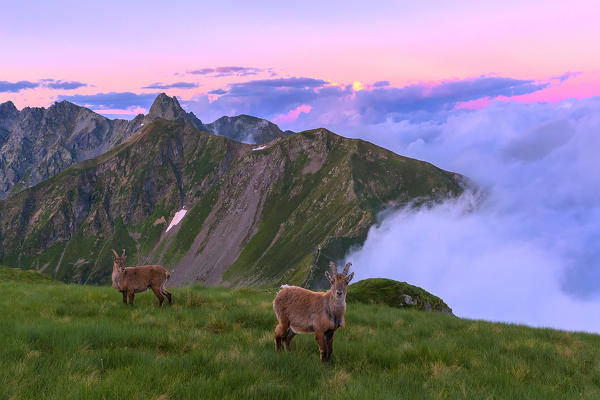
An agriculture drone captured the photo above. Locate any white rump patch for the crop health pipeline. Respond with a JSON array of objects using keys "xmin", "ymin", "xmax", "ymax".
[
  {"xmin": 280, "ymin": 284, "xmax": 290, "ymax": 288},
  {"xmin": 166, "ymin": 208, "xmax": 188, "ymax": 232},
  {"xmin": 252, "ymin": 145, "xmax": 267, "ymax": 151}
]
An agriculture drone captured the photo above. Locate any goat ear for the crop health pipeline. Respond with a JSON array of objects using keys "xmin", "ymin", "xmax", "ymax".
[
  {"xmin": 121, "ymin": 248, "xmax": 126, "ymax": 257},
  {"xmin": 328, "ymin": 261, "xmax": 337, "ymax": 274},
  {"xmin": 343, "ymin": 262, "xmax": 352, "ymax": 275},
  {"xmin": 325, "ymin": 271, "xmax": 334, "ymax": 284},
  {"xmin": 345, "ymin": 272, "xmax": 354, "ymax": 283}
]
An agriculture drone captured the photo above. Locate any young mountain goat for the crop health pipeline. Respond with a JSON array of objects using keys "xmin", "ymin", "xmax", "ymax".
[
  {"xmin": 273, "ymin": 261, "xmax": 354, "ymax": 361},
  {"xmin": 111, "ymin": 249, "xmax": 173, "ymax": 307}
]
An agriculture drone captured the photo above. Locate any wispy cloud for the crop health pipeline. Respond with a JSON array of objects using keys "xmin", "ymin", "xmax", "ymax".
[
  {"xmin": 349, "ymin": 76, "xmax": 549, "ymax": 119},
  {"xmin": 0, "ymin": 80, "xmax": 40, "ymax": 92},
  {"xmin": 228, "ymin": 77, "xmax": 327, "ymax": 90},
  {"xmin": 186, "ymin": 74, "xmax": 556, "ymax": 127},
  {"xmin": 550, "ymin": 71, "xmax": 581, "ymax": 83},
  {"xmin": 372, "ymin": 80, "xmax": 390, "ymax": 87},
  {"xmin": 186, "ymin": 76, "xmax": 331, "ymax": 121},
  {"xmin": 57, "ymin": 91, "xmax": 159, "ymax": 111},
  {"xmin": 142, "ymin": 82, "xmax": 199, "ymax": 90},
  {"xmin": 188, "ymin": 66, "xmax": 264, "ymax": 77},
  {"xmin": 0, "ymin": 79, "xmax": 88, "ymax": 92},
  {"xmin": 44, "ymin": 80, "xmax": 87, "ymax": 90}
]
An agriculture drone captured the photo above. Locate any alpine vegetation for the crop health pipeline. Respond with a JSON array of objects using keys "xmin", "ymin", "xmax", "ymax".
[
  {"xmin": 111, "ymin": 249, "xmax": 173, "ymax": 307},
  {"xmin": 273, "ymin": 261, "xmax": 354, "ymax": 361}
]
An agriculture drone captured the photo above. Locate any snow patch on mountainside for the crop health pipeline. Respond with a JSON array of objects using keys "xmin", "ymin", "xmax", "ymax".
[{"xmin": 166, "ymin": 208, "xmax": 188, "ymax": 232}]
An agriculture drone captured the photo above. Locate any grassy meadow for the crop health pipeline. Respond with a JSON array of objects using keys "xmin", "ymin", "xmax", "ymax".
[{"xmin": 1, "ymin": 267, "xmax": 600, "ymax": 399}]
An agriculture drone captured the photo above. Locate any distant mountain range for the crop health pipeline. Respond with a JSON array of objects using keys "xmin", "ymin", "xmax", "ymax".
[
  {"xmin": 0, "ymin": 94, "xmax": 465, "ymax": 288},
  {"xmin": 0, "ymin": 93, "xmax": 288, "ymax": 199}
]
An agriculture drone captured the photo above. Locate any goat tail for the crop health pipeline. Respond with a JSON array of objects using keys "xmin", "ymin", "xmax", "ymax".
[{"xmin": 165, "ymin": 270, "xmax": 171, "ymax": 281}]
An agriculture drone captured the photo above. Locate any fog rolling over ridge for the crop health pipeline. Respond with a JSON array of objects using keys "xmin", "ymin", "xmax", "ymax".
[{"xmin": 345, "ymin": 97, "xmax": 600, "ymax": 333}]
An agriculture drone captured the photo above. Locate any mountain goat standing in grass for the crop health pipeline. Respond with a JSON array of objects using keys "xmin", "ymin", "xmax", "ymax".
[
  {"xmin": 273, "ymin": 261, "xmax": 354, "ymax": 361},
  {"xmin": 111, "ymin": 249, "xmax": 172, "ymax": 307}
]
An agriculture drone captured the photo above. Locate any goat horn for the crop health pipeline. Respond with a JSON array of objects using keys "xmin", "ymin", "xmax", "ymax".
[
  {"xmin": 111, "ymin": 249, "xmax": 119, "ymax": 258},
  {"xmin": 343, "ymin": 262, "xmax": 352, "ymax": 275},
  {"xmin": 328, "ymin": 261, "xmax": 337, "ymax": 274},
  {"xmin": 122, "ymin": 248, "xmax": 126, "ymax": 257}
]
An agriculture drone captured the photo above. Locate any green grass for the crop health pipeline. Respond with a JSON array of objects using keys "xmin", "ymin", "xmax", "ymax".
[
  {"xmin": 1, "ymin": 269, "xmax": 600, "ymax": 399},
  {"xmin": 0, "ymin": 266, "xmax": 53, "ymax": 283}
]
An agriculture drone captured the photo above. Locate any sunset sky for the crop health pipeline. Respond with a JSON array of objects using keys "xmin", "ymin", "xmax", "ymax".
[
  {"xmin": 3, "ymin": 0, "xmax": 600, "ymax": 331},
  {"xmin": 2, "ymin": 0, "xmax": 599, "ymax": 127}
]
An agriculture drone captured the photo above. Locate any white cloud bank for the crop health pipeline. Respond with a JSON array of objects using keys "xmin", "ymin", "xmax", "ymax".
[{"xmin": 345, "ymin": 97, "xmax": 600, "ymax": 333}]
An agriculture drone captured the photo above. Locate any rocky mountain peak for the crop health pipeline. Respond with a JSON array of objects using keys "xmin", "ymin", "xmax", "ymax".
[
  {"xmin": 0, "ymin": 101, "xmax": 19, "ymax": 119},
  {"xmin": 46, "ymin": 100, "xmax": 91, "ymax": 118},
  {"xmin": 147, "ymin": 93, "xmax": 186, "ymax": 121},
  {"xmin": 204, "ymin": 114, "xmax": 287, "ymax": 144}
]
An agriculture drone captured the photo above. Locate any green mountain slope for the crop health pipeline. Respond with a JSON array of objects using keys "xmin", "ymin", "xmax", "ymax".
[
  {"xmin": 0, "ymin": 119, "xmax": 463, "ymax": 287},
  {"xmin": 1, "ymin": 275, "xmax": 599, "ymax": 399}
]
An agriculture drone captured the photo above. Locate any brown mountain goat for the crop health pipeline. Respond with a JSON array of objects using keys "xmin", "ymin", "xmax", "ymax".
[
  {"xmin": 111, "ymin": 249, "xmax": 172, "ymax": 307},
  {"xmin": 273, "ymin": 261, "xmax": 354, "ymax": 361}
]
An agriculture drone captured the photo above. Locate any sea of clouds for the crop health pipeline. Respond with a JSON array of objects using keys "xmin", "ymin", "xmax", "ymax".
[
  {"xmin": 341, "ymin": 98, "xmax": 600, "ymax": 332},
  {"xmin": 54, "ymin": 73, "xmax": 600, "ymax": 332},
  {"xmin": 190, "ymin": 81, "xmax": 600, "ymax": 332}
]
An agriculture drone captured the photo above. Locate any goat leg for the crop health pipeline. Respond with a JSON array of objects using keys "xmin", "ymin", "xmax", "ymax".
[
  {"xmin": 324, "ymin": 329, "xmax": 335, "ymax": 361},
  {"xmin": 163, "ymin": 289, "xmax": 173, "ymax": 305},
  {"xmin": 274, "ymin": 322, "xmax": 289, "ymax": 352},
  {"xmin": 152, "ymin": 286, "xmax": 165, "ymax": 307},
  {"xmin": 128, "ymin": 292, "xmax": 135, "ymax": 306},
  {"xmin": 284, "ymin": 329, "xmax": 296, "ymax": 351},
  {"xmin": 315, "ymin": 330, "xmax": 328, "ymax": 362}
]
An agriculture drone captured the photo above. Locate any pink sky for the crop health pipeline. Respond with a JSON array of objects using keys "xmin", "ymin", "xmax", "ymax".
[{"xmin": 1, "ymin": 0, "xmax": 599, "ymax": 114}]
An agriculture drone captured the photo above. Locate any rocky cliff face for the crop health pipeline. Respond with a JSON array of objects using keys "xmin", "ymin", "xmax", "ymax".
[
  {"xmin": 205, "ymin": 114, "xmax": 287, "ymax": 144},
  {"xmin": 0, "ymin": 119, "xmax": 464, "ymax": 288},
  {"xmin": 0, "ymin": 93, "xmax": 204, "ymax": 199}
]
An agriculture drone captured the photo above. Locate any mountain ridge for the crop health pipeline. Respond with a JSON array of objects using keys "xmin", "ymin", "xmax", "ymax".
[
  {"xmin": 0, "ymin": 93, "xmax": 288, "ymax": 199},
  {"xmin": 0, "ymin": 118, "xmax": 464, "ymax": 287}
]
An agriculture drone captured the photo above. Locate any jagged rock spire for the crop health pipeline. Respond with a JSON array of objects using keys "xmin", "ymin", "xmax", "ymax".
[{"xmin": 147, "ymin": 93, "xmax": 187, "ymax": 121}]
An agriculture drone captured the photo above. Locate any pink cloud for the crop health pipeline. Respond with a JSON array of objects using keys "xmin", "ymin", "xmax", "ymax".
[
  {"xmin": 272, "ymin": 104, "xmax": 312, "ymax": 124},
  {"xmin": 509, "ymin": 71, "xmax": 600, "ymax": 103},
  {"xmin": 455, "ymin": 72, "xmax": 599, "ymax": 110},
  {"xmin": 454, "ymin": 97, "xmax": 494, "ymax": 110}
]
